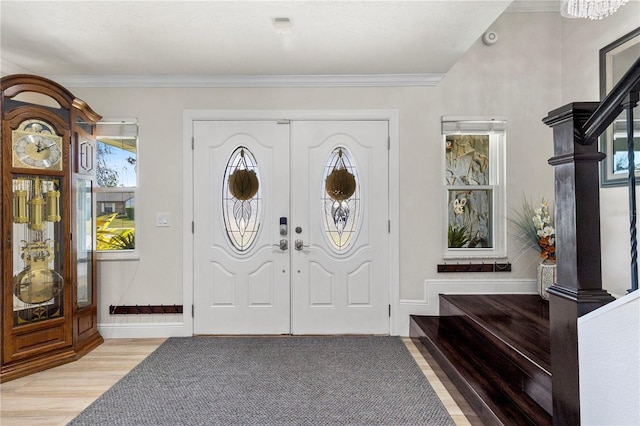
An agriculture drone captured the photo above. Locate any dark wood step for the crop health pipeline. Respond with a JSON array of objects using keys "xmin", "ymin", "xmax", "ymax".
[
  {"xmin": 440, "ymin": 294, "xmax": 551, "ymax": 414},
  {"xmin": 410, "ymin": 294, "xmax": 552, "ymax": 426},
  {"xmin": 440, "ymin": 294, "xmax": 550, "ymax": 373}
]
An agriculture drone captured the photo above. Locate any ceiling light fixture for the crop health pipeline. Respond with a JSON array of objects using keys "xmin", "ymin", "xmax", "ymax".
[
  {"xmin": 273, "ymin": 17, "xmax": 292, "ymax": 34},
  {"xmin": 561, "ymin": 0, "xmax": 629, "ymax": 20}
]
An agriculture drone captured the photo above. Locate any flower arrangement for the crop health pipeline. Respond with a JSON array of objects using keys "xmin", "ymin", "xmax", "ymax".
[{"xmin": 510, "ymin": 195, "xmax": 556, "ymax": 261}]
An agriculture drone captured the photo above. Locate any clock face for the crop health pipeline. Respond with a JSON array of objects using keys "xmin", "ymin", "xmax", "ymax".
[{"xmin": 12, "ymin": 120, "xmax": 63, "ymax": 171}]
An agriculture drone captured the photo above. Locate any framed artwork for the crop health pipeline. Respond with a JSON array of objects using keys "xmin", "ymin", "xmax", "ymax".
[{"xmin": 599, "ymin": 27, "xmax": 640, "ymax": 187}]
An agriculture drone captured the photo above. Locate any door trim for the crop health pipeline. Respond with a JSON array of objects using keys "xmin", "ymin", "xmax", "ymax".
[{"xmin": 182, "ymin": 110, "xmax": 400, "ymax": 335}]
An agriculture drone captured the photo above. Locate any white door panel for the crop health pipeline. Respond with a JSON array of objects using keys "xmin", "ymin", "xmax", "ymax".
[
  {"xmin": 291, "ymin": 121, "xmax": 389, "ymax": 334},
  {"xmin": 193, "ymin": 121, "xmax": 290, "ymax": 334}
]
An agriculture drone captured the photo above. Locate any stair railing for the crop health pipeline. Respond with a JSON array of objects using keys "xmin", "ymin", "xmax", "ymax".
[
  {"xmin": 583, "ymin": 55, "xmax": 640, "ymax": 293},
  {"xmin": 543, "ymin": 55, "xmax": 639, "ymax": 425}
]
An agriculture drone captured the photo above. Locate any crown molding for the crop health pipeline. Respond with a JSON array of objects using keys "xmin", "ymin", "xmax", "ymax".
[
  {"xmin": 0, "ymin": 59, "xmax": 33, "ymax": 76},
  {"xmin": 42, "ymin": 73, "xmax": 445, "ymax": 88}
]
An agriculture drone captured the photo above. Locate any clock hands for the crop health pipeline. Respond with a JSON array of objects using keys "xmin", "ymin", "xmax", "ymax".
[{"xmin": 36, "ymin": 143, "xmax": 56, "ymax": 153}]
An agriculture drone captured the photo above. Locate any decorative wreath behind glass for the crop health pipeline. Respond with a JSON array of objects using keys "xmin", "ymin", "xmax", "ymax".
[
  {"xmin": 321, "ymin": 147, "xmax": 361, "ymax": 251},
  {"xmin": 228, "ymin": 169, "xmax": 259, "ymax": 200},
  {"xmin": 222, "ymin": 147, "xmax": 262, "ymax": 251}
]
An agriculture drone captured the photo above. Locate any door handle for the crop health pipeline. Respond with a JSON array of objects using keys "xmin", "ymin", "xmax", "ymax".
[
  {"xmin": 295, "ymin": 239, "xmax": 309, "ymax": 251},
  {"xmin": 278, "ymin": 239, "xmax": 288, "ymax": 251}
]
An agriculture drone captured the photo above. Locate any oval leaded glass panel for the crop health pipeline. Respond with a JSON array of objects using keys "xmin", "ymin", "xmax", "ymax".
[
  {"xmin": 222, "ymin": 146, "xmax": 262, "ymax": 251},
  {"xmin": 322, "ymin": 147, "xmax": 361, "ymax": 251}
]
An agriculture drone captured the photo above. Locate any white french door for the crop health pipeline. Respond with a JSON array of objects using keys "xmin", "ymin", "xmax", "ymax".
[
  {"xmin": 193, "ymin": 119, "xmax": 389, "ymax": 335},
  {"xmin": 290, "ymin": 121, "xmax": 389, "ymax": 334}
]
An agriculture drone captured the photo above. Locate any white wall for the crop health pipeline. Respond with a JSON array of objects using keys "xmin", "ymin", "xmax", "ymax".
[
  {"xmin": 70, "ymin": 10, "xmax": 564, "ymax": 337},
  {"xmin": 394, "ymin": 10, "xmax": 563, "ymax": 331},
  {"xmin": 559, "ymin": 4, "xmax": 640, "ymax": 423},
  {"xmin": 579, "ymin": 291, "xmax": 640, "ymax": 425},
  {"xmin": 560, "ymin": 2, "xmax": 640, "ymax": 298},
  {"xmin": 69, "ymin": 7, "xmax": 638, "ymax": 337}
]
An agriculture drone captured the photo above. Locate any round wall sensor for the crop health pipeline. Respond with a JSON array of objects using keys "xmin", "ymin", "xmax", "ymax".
[{"xmin": 483, "ymin": 31, "xmax": 498, "ymax": 45}]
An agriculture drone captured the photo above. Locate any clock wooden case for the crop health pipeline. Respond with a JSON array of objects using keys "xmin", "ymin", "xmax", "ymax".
[{"xmin": 1, "ymin": 74, "xmax": 103, "ymax": 382}]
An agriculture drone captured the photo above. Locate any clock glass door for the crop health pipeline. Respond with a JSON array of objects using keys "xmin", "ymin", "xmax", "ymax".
[
  {"xmin": 12, "ymin": 120, "xmax": 63, "ymax": 171},
  {"xmin": 11, "ymin": 175, "xmax": 64, "ymax": 325},
  {"xmin": 75, "ymin": 178, "xmax": 93, "ymax": 308}
]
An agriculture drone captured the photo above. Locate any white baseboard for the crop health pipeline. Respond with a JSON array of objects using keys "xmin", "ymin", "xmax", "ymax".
[
  {"xmin": 100, "ymin": 278, "xmax": 537, "ymax": 338},
  {"xmin": 98, "ymin": 322, "xmax": 191, "ymax": 338},
  {"xmin": 394, "ymin": 278, "xmax": 536, "ymax": 336}
]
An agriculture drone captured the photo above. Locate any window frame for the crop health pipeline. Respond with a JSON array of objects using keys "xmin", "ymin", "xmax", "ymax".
[
  {"xmin": 441, "ymin": 117, "xmax": 506, "ymax": 260},
  {"xmin": 94, "ymin": 118, "xmax": 139, "ymax": 261}
]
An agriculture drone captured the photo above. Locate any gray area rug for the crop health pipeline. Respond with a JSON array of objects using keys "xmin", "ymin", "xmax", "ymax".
[{"xmin": 69, "ymin": 336, "xmax": 454, "ymax": 425}]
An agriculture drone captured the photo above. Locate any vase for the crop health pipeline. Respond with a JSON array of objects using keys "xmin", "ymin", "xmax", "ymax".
[{"xmin": 537, "ymin": 260, "xmax": 556, "ymax": 300}]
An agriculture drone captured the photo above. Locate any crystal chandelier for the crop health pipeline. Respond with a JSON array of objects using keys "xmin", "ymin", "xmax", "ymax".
[{"xmin": 561, "ymin": 0, "xmax": 629, "ymax": 20}]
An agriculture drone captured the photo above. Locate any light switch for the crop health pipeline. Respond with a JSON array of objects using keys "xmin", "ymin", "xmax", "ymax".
[{"xmin": 156, "ymin": 212, "xmax": 170, "ymax": 227}]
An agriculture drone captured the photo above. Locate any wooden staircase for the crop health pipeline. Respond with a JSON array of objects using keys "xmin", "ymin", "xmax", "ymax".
[{"xmin": 410, "ymin": 294, "xmax": 552, "ymax": 425}]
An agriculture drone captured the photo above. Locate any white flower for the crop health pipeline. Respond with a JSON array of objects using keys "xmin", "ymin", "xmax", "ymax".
[
  {"xmin": 453, "ymin": 198, "xmax": 466, "ymax": 216},
  {"xmin": 537, "ymin": 226, "xmax": 555, "ymax": 238},
  {"xmin": 533, "ymin": 216, "xmax": 544, "ymax": 229},
  {"xmin": 531, "ymin": 197, "xmax": 554, "ymax": 233}
]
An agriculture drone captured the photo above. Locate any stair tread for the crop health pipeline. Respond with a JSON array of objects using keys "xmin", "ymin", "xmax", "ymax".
[
  {"xmin": 441, "ymin": 294, "xmax": 550, "ymax": 372},
  {"xmin": 411, "ymin": 315, "xmax": 552, "ymax": 426}
]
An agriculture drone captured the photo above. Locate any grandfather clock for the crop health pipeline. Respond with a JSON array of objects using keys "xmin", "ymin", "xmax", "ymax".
[{"xmin": 1, "ymin": 75, "xmax": 103, "ymax": 382}]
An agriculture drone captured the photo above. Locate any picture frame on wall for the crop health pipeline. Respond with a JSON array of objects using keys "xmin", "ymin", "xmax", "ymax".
[{"xmin": 599, "ymin": 27, "xmax": 640, "ymax": 187}]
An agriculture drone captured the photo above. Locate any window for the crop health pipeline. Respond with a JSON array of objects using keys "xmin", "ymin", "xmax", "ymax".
[
  {"xmin": 442, "ymin": 117, "xmax": 506, "ymax": 258},
  {"xmin": 100, "ymin": 202, "xmax": 116, "ymax": 214},
  {"xmin": 222, "ymin": 146, "xmax": 262, "ymax": 252},
  {"xmin": 321, "ymin": 146, "xmax": 362, "ymax": 252},
  {"xmin": 96, "ymin": 119, "xmax": 138, "ymax": 251}
]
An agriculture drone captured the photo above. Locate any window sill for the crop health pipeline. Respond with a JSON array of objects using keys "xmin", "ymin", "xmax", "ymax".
[
  {"xmin": 442, "ymin": 254, "xmax": 508, "ymax": 261},
  {"xmin": 96, "ymin": 251, "xmax": 140, "ymax": 262}
]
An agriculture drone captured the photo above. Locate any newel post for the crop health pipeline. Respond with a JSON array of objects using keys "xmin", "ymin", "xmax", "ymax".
[{"xmin": 543, "ymin": 103, "xmax": 615, "ymax": 425}]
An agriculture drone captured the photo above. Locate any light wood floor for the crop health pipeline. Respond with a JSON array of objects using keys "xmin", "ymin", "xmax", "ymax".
[
  {"xmin": 403, "ymin": 337, "xmax": 484, "ymax": 426},
  {"xmin": 1, "ymin": 337, "xmax": 481, "ymax": 425},
  {"xmin": 0, "ymin": 338, "xmax": 165, "ymax": 426}
]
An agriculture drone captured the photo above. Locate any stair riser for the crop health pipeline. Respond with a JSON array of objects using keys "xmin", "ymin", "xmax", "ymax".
[{"xmin": 409, "ymin": 321, "xmax": 504, "ymax": 426}]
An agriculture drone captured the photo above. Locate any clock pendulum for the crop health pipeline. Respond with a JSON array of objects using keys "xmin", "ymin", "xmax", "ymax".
[{"xmin": 12, "ymin": 177, "xmax": 63, "ymax": 308}]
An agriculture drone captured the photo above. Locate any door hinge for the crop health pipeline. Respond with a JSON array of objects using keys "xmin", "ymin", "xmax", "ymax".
[
  {"xmin": 191, "ymin": 137, "xmax": 194, "ymax": 150},
  {"xmin": 388, "ymin": 136, "xmax": 391, "ymax": 150},
  {"xmin": 192, "ymin": 305, "xmax": 194, "ymax": 317},
  {"xmin": 388, "ymin": 220, "xmax": 391, "ymax": 233},
  {"xmin": 192, "ymin": 221, "xmax": 194, "ymax": 233},
  {"xmin": 388, "ymin": 304, "xmax": 391, "ymax": 317},
  {"xmin": 70, "ymin": 233, "xmax": 73, "ymax": 241}
]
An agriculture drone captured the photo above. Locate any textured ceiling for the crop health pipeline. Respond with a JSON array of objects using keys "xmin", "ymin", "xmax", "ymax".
[{"xmin": 1, "ymin": 1, "xmax": 518, "ymax": 81}]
